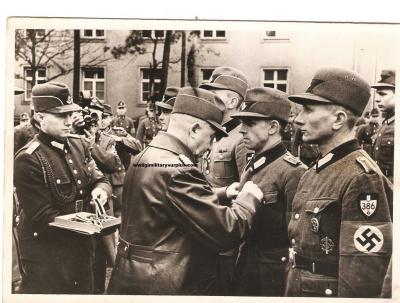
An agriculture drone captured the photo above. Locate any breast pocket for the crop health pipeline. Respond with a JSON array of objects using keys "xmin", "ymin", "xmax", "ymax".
[
  {"xmin": 301, "ymin": 271, "xmax": 338, "ymax": 297},
  {"xmin": 212, "ymin": 151, "xmax": 235, "ymax": 179},
  {"xmin": 378, "ymin": 136, "xmax": 394, "ymax": 162},
  {"xmin": 304, "ymin": 198, "xmax": 340, "ymax": 255}
]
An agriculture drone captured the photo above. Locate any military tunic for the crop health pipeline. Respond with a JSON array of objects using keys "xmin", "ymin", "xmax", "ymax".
[
  {"xmin": 234, "ymin": 143, "xmax": 307, "ymax": 296},
  {"xmin": 285, "ymin": 140, "xmax": 392, "ymax": 297},
  {"xmin": 108, "ymin": 132, "xmax": 261, "ymax": 295},
  {"xmin": 136, "ymin": 116, "xmax": 160, "ymax": 147},
  {"xmin": 372, "ymin": 114, "xmax": 394, "ymax": 181},
  {"xmin": 14, "ymin": 131, "xmax": 111, "ymax": 294},
  {"xmin": 111, "ymin": 115, "xmax": 136, "ymax": 137},
  {"xmin": 14, "ymin": 119, "xmax": 39, "ymax": 154},
  {"xmin": 356, "ymin": 123, "xmax": 379, "ymax": 157}
]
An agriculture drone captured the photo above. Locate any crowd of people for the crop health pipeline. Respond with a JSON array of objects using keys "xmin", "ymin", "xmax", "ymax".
[{"xmin": 12, "ymin": 66, "xmax": 394, "ymax": 297}]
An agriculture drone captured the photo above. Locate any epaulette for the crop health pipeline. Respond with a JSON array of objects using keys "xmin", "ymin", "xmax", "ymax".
[
  {"xmin": 283, "ymin": 152, "xmax": 302, "ymax": 166},
  {"xmin": 178, "ymin": 154, "xmax": 193, "ymax": 166},
  {"xmin": 25, "ymin": 141, "xmax": 40, "ymax": 155},
  {"xmin": 356, "ymin": 156, "xmax": 377, "ymax": 174},
  {"xmin": 67, "ymin": 133, "xmax": 81, "ymax": 139}
]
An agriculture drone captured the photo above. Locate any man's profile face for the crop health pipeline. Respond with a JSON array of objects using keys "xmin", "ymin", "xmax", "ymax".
[
  {"xmin": 375, "ymin": 89, "xmax": 395, "ymax": 114},
  {"xmin": 158, "ymin": 109, "xmax": 172, "ymax": 131},
  {"xmin": 39, "ymin": 112, "xmax": 73, "ymax": 139},
  {"xmin": 189, "ymin": 122, "xmax": 216, "ymax": 157},
  {"xmin": 239, "ymin": 118, "xmax": 270, "ymax": 153},
  {"xmin": 294, "ymin": 103, "xmax": 336, "ymax": 144}
]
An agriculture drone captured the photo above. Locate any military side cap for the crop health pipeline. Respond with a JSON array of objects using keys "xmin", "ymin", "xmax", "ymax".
[
  {"xmin": 172, "ymin": 87, "xmax": 228, "ymax": 137},
  {"xmin": 289, "ymin": 67, "xmax": 371, "ymax": 116},
  {"xmin": 32, "ymin": 82, "xmax": 81, "ymax": 113},
  {"xmin": 162, "ymin": 86, "xmax": 180, "ymax": 102},
  {"xmin": 371, "ymin": 70, "xmax": 395, "ymax": 89},
  {"xmin": 156, "ymin": 98, "xmax": 176, "ymax": 111},
  {"xmin": 20, "ymin": 112, "xmax": 29, "ymax": 121},
  {"xmin": 232, "ymin": 87, "xmax": 291, "ymax": 122},
  {"xmin": 200, "ymin": 66, "xmax": 249, "ymax": 98},
  {"xmin": 117, "ymin": 100, "xmax": 126, "ymax": 108},
  {"xmin": 103, "ymin": 104, "xmax": 112, "ymax": 115}
]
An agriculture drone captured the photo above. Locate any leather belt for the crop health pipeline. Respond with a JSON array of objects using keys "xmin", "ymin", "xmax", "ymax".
[
  {"xmin": 118, "ymin": 237, "xmax": 154, "ymax": 262},
  {"xmin": 289, "ymin": 248, "xmax": 338, "ymax": 277}
]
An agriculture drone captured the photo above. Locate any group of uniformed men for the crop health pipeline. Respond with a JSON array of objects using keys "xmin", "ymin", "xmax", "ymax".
[{"xmin": 13, "ymin": 66, "xmax": 394, "ymax": 297}]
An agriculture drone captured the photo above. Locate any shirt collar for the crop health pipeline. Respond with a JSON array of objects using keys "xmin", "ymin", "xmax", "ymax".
[
  {"xmin": 246, "ymin": 142, "xmax": 287, "ymax": 173},
  {"xmin": 149, "ymin": 132, "xmax": 196, "ymax": 164},
  {"xmin": 313, "ymin": 139, "xmax": 360, "ymax": 172}
]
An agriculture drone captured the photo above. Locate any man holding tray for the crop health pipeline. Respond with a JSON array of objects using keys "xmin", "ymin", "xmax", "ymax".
[{"xmin": 14, "ymin": 82, "xmax": 112, "ymax": 294}]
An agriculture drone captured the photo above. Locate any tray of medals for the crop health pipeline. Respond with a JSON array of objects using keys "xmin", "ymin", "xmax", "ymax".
[{"xmin": 49, "ymin": 199, "xmax": 121, "ymax": 235}]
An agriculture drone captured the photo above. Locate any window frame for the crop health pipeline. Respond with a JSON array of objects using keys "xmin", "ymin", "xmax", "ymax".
[
  {"xmin": 81, "ymin": 67, "xmax": 106, "ymax": 102},
  {"xmin": 140, "ymin": 30, "xmax": 166, "ymax": 40},
  {"xmin": 139, "ymin": 67, "xmax": 163, "ymax": 105},
  {"xmin": 199, "ymin": 67, "xmax": 216, "ymax": 84},
  {"xmin": 200, "ymin": 30, "xmax": 226, "ymax": 40},
  {"xmin": 81, "ymin": 29, "xmax": 106, "ymax": 39},
  {"xmin": 23, "ymin": 66, "xmax": 48, "ymax": 103},
  {"xmin": 261, "ymin": 68, "xmax": 290, "ymax": 93}
]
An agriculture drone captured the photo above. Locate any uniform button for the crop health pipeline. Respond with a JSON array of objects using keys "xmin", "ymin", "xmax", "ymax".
[
  {"xmin": 74, "ymin": 281, "xmax": 78, "ymax": 286},
  {"xmin": 68, "ymin": 159, "xmax": 73, "ymax": 164},
  {"xmin": 281, "ymin": 257, "xmax": 286, "ymax": 262},
  {"xmin": 291, "ymin": 238, "xmax": 296, "ymax": 245},
  {"xmin": 33, "ymin": 232, "xmax": 38, "ymax": 237},
  {"xmin": 376, "ymin": 147, "xmax": 379, "ymax": 150},
  {"xmin": 73, "ymin": 170, "xmax": 78, "ymax": 174},
  {"xmin": 379, "ymin": 133, "xmax": 382, "ymax": 137},
  {"xmin": 313, "ymin": 207, "xmax": 319, "ymax": 214},
  {"xmin": 88, "ymin": 167, "xmax": 91, "ymax": 171},
  {"xmin": 388, "ymin": 141, "xmax": 391, "ymax": 144},
  {"xmin": 325, "ymin": 288, "xmax": 333, "ymax": 296},
  {"xmin": 64, "ymin": 150, "xmax": 68, "ymax": 154},
  {"xmin": 219, "ymin": 154, "xmax": 223, "ymax": 159},
  {"xmin": 80, "ymin": 190, "xmax": 83, "ymax": 194},
  {"xmin": 205, "ymin": 170, "xmax": 210, "ymax": 174},
  {"xmin": 77, "ymin": 180, "xmax": 81, "ymax": 185},
  {"xmin": 207, "ymin": 159, "xmax": 211, "ymax": 163},
  {"xmin": 118, "ymin": 167, "xmax": 122, "ymax": 171},
  {"xmin": 294, "ymin": 213, "xmax": 300, "ymax": 219},
  {"xmin": 56, "ymin": 179, "xmax": 61, "ymax": 184}
]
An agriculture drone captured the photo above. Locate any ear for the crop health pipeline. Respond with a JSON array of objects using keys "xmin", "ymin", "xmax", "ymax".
[
  {"xmin": 36, "ymin": 112, "xmax": 45, "ymax": 123},
  {"xmin": 267, "ymin": 120, "xmax": 280, "ymax": 135},
  {"xmin": 332, "ymin": 110, "xmax": 347, "ymax": 130},
  {"xmin": 189, "ymin": 121, "xmax": 202, "ymax": 138},
  {"xmin": 227, "ymin": 96, "xmax": 239, "ymax": 110}
]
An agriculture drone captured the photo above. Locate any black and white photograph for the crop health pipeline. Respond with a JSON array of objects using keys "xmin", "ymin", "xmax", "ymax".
[{"xmin": 3, "ymin": 13, "xmax": 399, "ymax": 302}]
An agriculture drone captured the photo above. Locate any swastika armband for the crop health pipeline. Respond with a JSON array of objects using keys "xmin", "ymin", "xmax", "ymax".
[{"xmin": 340, "ymin": 221, "xmax": 392, "ymax": 255}]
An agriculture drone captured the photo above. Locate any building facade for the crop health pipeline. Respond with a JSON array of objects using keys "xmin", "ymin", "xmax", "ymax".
[{"xmin": 14, "ymin": 27, "xmax": 399, "ymax": 121}]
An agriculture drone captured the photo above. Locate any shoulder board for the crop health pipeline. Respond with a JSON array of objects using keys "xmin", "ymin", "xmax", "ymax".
[
  {"xmin": 356, "ymin": 156, "xmax": 377, "ymax": 174},
  {"xmin": 25, "ymin": 141, "xmax": 40, "ymax": 155},
  {"xmin": 283, "ymin": 152, "xmax": 302, "ymax": 166},
  {"xmin": 67, "ymin": 133, "xmax": 81, "ymax": 139},
  {"xmin": 178, "ymin": 154, "xmax": 193, "ymax": 166}
]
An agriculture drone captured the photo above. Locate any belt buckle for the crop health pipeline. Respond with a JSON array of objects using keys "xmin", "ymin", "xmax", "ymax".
[{"xmin": 289, "ymin": 248, "xmax": 296, "ymax": 268}]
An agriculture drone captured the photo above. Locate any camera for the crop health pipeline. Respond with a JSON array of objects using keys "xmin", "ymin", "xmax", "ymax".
[{"xmin": 75, "ymin": 90, "xmax": 103, "ymax": 133}]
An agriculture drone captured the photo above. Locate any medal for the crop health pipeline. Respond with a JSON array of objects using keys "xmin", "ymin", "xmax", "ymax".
[
  {"xmin": 311, "ymin": 217, "xmax": 319, "ymax": 233},
  {"xmin": 320, "ymin": 236, "xmax": 334, "ymax": 255}
]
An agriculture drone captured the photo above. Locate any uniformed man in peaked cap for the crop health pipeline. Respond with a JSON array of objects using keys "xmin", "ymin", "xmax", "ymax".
[
  {"xmin": 371, "ymin": 70, "xmax": 395, "ymax": 182},
  {"xmin": 231, "ymin": 87, "xmax": 307, "ymax": 296},
  {"xmin": 199, "ymin": 66, "xmax": 250, "ymax": 294},
  {"xmin": 14, "ymin": 82, "xmax": 112, "ymax": 294},
  {"xmin": 111, "ymin": 100, "xmax": 136, "ymax": 137},
  {"xmin": 285, "ymin": 67, "xmax": 392, "ymax": 297},
  {"xmin": 155, "ymin": 86, "xmax": 179, "ymax": 131},
  {"xmin": 108, "ymin": 87, "xmax": 264, "ymax": 295}
]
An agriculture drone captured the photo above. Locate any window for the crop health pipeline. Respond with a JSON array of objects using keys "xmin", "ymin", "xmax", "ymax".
[
  {"xmin": 81, "ymin": 29, "xmax": 105, "ymax": 39},
  {"xmin": 82, "ymin": 68, "xmax": 105, "ymax": 101},
  {"xmin": 262, "ymin": 69, "xmax": 289, "ymax": 92},
  {"xmin": 141, "ymin": 30, "xmax": 165, "ymax": 39},
  {"xmin": 140, "ymin": 67, "xmax": 162, "ymax": 103},
  {"xmin": 200, "ymin": 30, "xmax": 226, "ymax": 39},
  {"xmin": 24, "ymin": 29, "xmax": 47, "ymax": 39},
  {"xmin": 24, "ymin": 67, "xmax": 47, "ymax": 101},
  {"xmin": 200, "ymin": 68, "xmax": 215, "ymax": 83}
]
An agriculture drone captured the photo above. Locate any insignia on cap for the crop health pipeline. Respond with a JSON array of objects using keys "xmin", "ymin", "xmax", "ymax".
[
  {"xmin": 25, "ymin": 141, "xmax": 40, "ymax": 155},
  {"xmin": 320, "ymin": 236, "xmax": 334, "ymax": 255},
  {"xmin": 179, "ymin": 154, "xmax": 193, "ymax": 166},
  {"xmin": 354, "ymin": 225, "xmax": 383, "ymax": 253},
  {"xmin": 66, "ymin": 95, "xmax": 73, "ymax": 104},
  {"xmin": 358, "ymin": 193, "xmax": 378, "ymax": 218}
]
